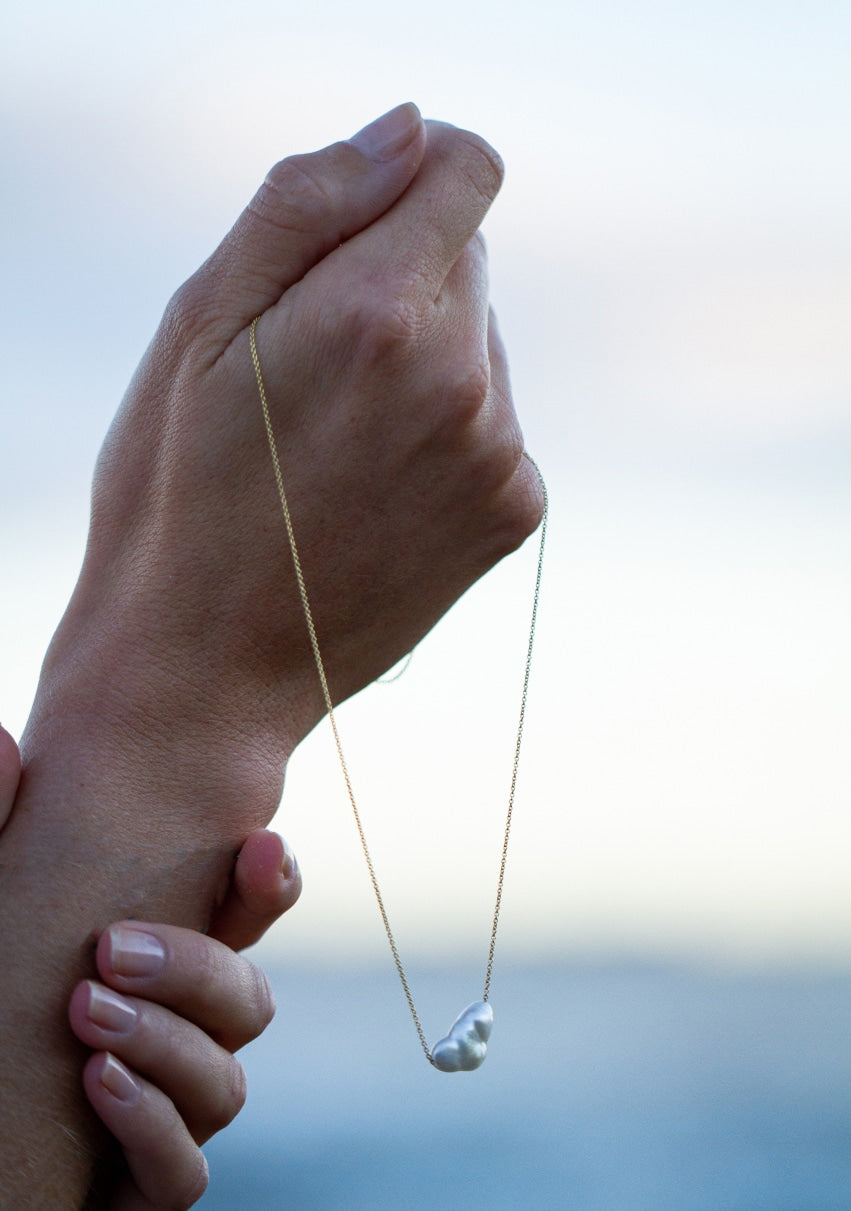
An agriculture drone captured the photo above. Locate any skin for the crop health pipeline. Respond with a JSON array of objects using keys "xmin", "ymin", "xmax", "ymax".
[
  {"xmin": 0, "ymin": 727, "xmax": 300, "ymax": 1210},
  {"xmin": 0, "ymin": 103, "xmax": 543, "ymax": 1206}
]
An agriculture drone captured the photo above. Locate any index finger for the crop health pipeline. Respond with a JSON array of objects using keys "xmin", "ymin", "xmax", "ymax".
[{"xmin": 343, "ymin": 119, "xmax": 504, "ymax": 297}]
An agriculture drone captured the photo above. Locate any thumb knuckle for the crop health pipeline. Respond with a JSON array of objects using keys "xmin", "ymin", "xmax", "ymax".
[
  {"xmin": 253, "ymin": 143, "xmax": 355, "ymax": 235},
  {"xmin": 453, "ymin": 131, "xmax": 505, "ymax": 205}
]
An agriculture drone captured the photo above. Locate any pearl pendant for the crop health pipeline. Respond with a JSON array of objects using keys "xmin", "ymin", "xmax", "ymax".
[{"xmin": 431, "ymin": 1001, "xmax": 493, "ymax": 1072}]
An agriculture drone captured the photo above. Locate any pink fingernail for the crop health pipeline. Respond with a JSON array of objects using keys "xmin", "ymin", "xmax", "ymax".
[
  {"xmin": 86, "ymin": 982, "xmax": 137, "ymax": 1033},
  {"xmin": 100, "ymin": 1053, "xmax": 141, "ymax": 1105},
  {"xmin": 108, "ymin": 926, "xmax": 166, "ymax": 978},
  {"xmin": 350, "ymin": 102, "xmax": 421, "ymax": 162}
]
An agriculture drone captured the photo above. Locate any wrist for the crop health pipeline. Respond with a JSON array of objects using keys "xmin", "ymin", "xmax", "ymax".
[{"xmin": 28, "ymin": 594, "xmax": 298, "ymax": 841}]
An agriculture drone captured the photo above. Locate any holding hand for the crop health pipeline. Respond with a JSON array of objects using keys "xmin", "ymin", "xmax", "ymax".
[
  {"xmin": 0, "ymin": 727, "xmax": 298, "ymax": 1210},
  {"xmin": 69, "ymin": 895, "xmax": 295, "ymax": 1211}
]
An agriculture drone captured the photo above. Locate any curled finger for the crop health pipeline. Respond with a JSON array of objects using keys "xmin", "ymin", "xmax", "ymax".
[
  {"xmin": 70, "ymin": 981, "xmax": 248, "ymax": 1143},
  {"xmin": 95, "ymin": 922, "xmax": 276, "ymax": 1052},
  {"xmin": 83, "ymin": 1052, "xmax": 209, "ymax": 1211}
]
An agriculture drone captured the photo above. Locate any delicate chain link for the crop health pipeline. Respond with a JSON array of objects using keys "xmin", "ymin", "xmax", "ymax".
[
  {"xmin": 483, "ymin": 460, "xmax": 547, "ymax": 1002},
  {"xmin": 249, "ymin": 317, "xmax": 547, "ymax": 1064}
]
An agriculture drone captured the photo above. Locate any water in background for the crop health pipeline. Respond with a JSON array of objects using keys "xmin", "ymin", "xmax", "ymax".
[{"xmin": 200, "ymin": 960, "xmax": 851, "ymax": 1209}]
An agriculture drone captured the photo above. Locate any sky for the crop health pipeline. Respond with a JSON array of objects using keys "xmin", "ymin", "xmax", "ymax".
[{"xmin": 1, "ymin": 0, "xmax": 849, "ymax": 966}]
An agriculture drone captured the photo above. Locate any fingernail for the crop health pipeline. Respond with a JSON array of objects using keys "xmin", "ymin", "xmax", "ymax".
[
  {"xmin": 281, "ymin": 837, "xmax": 299, "ymax": 882},
  {"xmin": 86, "ymin": 982, "xmax": 138, "ymax": 1033},
  {"xmin": 100, "ymin": 1053, "xmax": 141, "ymax": 1105},
  {"xmin": 350, "ymin": 102, "xmax": 421, "ymax": 162},
  {"xmin": 108, "ymin": 926, "xmax": 166, "ymax": 978}
]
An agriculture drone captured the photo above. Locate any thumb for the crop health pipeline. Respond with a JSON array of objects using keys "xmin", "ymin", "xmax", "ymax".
[
  {"xmin": 189, "ymin": 103, "xmax": 426, "ymax": 338},
  {"xmin": 207, "ymin": 830, "xmax": 301, "ymax": 951}
]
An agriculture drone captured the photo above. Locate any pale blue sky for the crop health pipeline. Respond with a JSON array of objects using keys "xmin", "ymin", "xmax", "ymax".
[{"xmin": 1, "ymin": 0, "xmax": 849, "ymax": 963}]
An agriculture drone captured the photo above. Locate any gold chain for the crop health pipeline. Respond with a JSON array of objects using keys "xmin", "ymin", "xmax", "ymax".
[{"xmin": 249, "ymin": 317, "xmax": 548, "ymax": 1064}]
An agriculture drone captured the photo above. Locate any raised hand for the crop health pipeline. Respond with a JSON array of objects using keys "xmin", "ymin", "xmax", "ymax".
[{"xmin": 56, "ymin": 104, "xmax": 543, "ymax": 803}]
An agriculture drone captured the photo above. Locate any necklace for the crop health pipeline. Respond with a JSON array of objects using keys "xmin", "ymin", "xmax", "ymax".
[{"xmin": 250, "ymin": 318, "xmax": 548, "ymax": 1071}]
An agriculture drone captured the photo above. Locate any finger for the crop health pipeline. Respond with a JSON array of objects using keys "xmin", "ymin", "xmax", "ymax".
[
  {"xmin": 339, "ymin": 120, "xmax": 504, "ymax": 303},
  {"xmin": 208, "ymin": 828, "xmax": 302, "ymax": 952},
  {"xmin": 0, "ymin": 724, "xmax": 21, "ymax": 829},
  {"xmin": 180, "ymin": 102, "xmax": 426, "ymax": 342},
  {"xmin": 70, "ymin": 982, "xmax": 247, "ymax": 1143},
  {"xmin": 438, "ymin": 231, "xmax": 490, "ymax": 333},
  {"xmin": 95, "ymin": 923, "xmax": 275, "ymax": 1052},
  {"xmin": 82, "ymin": 1052, "xmax": 209, "ymax": 1210},
  {"xmin": 483, "ymin": 308, "xmax": 546, "ymax": 546},
  {"xmin": 425, "ymin": 242, "xmax": 536, "ymax": 528},
  {"xmin": 430, "ymin": 232, "xmax": 491, "ymax": 410}
]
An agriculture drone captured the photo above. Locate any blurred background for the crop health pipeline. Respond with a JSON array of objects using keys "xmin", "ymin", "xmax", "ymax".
[{"xmin": 1, "ymin": 1, "xmax": 849, "ymax": 1206}]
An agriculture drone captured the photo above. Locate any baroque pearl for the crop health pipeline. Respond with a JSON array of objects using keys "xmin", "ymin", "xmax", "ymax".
[{"xmin": 431, "ymin": 1001, "xmax": 493, "ymax": 1072}]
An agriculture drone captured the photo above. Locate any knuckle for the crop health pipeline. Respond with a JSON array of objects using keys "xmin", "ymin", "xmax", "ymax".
[
  {"xmin": 254, "ymin": 148, "xmax": 343, "ymax": 233},
  {"xmin": 223, "ymin": 1056, "xmax": 248, "ymax": 1121},
  {"xmin": 176, "ymin": 1150, "xmax": 210, "ymax": 1210},
  {"xmin": 248, "ymin": 963, "xmax": 276, "ymax": 1033},
  {"xmin": 496, "ymin": 453, "xmax": 546, "ymax": 556},
  {"xmin": 201, "ymin": 1057, "xmax": 248, "ymax": 1137},
  {"xmin": 454, "ymin": 130, "xmax": 505, "ymax": 205},
  {"xmin": 447, "ymin": 355, "xmax": 491, "ymax": 425},
  {"xmin": 161, "ymin": 273, "xmax": 211, "ymax": 349},
  {"xmin": 499, "ymin": 494, "xmax": 543, "ymax": 557},
  {"xmin": 344, "ymin": 279, "xmax": 428, "ymax": 361}
]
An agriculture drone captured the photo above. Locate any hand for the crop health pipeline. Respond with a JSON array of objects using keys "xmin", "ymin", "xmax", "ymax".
[
  {"xmin": 0, "ymin": 723, "xmax": 298, "ymax": 1210},
  {"xmin": 48, "ymin": 102, "xmax": 543, "ymax": 823},
  {"xmin": 68, "ymin": 863, "xmax": 298, "ymax": 1211}
]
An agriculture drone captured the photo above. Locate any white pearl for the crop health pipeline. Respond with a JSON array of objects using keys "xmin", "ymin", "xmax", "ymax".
[{"xmin": 431, "ymin": 1001, "xmax": 493, "ymax": 1072}]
